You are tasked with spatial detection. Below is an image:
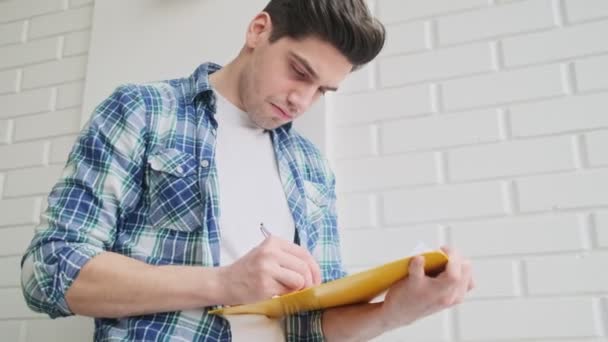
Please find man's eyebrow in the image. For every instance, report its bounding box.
[289,52,339,92]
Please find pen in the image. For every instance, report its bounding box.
[260,222,271,238]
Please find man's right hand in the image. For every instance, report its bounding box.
[219,236,322,305]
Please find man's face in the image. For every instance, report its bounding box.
[239,15,353,130]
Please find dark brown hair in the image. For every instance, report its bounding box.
[263,0,386,70]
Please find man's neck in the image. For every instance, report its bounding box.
[209,60,246,112]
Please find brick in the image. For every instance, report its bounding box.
[0,119,11,144]
[0,321,22,342]
[518,169,608,212]
[503,20,608,67]
[0,69,18,94]
[382,110,500,154]
[69,0,94,7]
[0,21,23,46]
[25,316,94,342]
[337,64,373,95]
[332,85,432,125]
[0,88,53,119]
[379,42,492,87]
[22,55,87,89]
[15,108,81,141]
[459,298,599,340]
[0,0,63,23]
[565,0,608,23]
[0,198,40,227]
[376,312,448,342]
[29,7,93,39]
[0,256,21,287]
[587,130,608,167]
[0,141,45,170]
[333,125,375,159]
[377,0,488,23]
[383,182,505,224]
[438,0,554,45]
[337,194,376,229]
[341,226,442,267]
[0,226,34,256]
[50,135,77,164]
[0,288,44,319]
[526,252,608,295]
[451,215,584,257]
[0,37,58,69]
[449,136,575,181]
[335,152,436,192]
[56,81,85,109]
[511,93,608,137]
[381,21,427,56]
[596,211,608,248]
[576,54,608,92]
[64,30,90,56]
[5,165,63,197]
[467,259,517,299]
[443,64,563,110]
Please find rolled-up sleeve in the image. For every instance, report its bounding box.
[20,85,148,318]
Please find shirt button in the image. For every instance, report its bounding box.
[176,166,184,174]
[200,159,210,168]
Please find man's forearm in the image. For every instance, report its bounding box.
[65,252,227,318]
[322,301,395,342]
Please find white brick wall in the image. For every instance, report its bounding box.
[587,130,608,167]
[459,298,599,340]
[526,251,608,294]
[1,0,607,341]
[437,0,555,46]
[330,0,608,340]
[576,54,608,91]
[597,211,608,247]
[0,0,94,340]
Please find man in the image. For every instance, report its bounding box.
[21,0,474,341]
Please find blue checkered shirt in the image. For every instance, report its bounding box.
[21,63,346,341]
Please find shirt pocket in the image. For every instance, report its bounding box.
[145,148,203,232]
[303,180,330,225]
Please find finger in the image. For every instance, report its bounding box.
[408,256,426,279]
[276,250,313,288]
[454,260,473,304]
[277,239,322,286]
[466,261,475,291]
[439,247,463,285]
[273,266,306,292]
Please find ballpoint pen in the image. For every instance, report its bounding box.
[260,222,271,238]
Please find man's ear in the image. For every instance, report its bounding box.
[245,12,273,49]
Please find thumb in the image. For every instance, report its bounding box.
[408,255,425,279]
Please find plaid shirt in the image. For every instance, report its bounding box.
[21,63,346,341]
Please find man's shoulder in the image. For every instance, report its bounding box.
[285,128,335,184]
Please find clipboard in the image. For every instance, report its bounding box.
[209,250,448,318]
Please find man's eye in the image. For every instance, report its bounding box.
[293,67,306,78]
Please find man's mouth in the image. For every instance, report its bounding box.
[271,103,293,120]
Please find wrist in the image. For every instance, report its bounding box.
[183,265,232,307]
[211,265,233,305]
[378,300,412,331]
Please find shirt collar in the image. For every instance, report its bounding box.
[188,62,293,132]
[188,62,222,104]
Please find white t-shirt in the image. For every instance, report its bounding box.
[214,90,296,341]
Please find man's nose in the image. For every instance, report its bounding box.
[287,85,318,113]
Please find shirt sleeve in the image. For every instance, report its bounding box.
[20,84,148,318]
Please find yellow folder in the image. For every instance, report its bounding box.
[209,250,448,318]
